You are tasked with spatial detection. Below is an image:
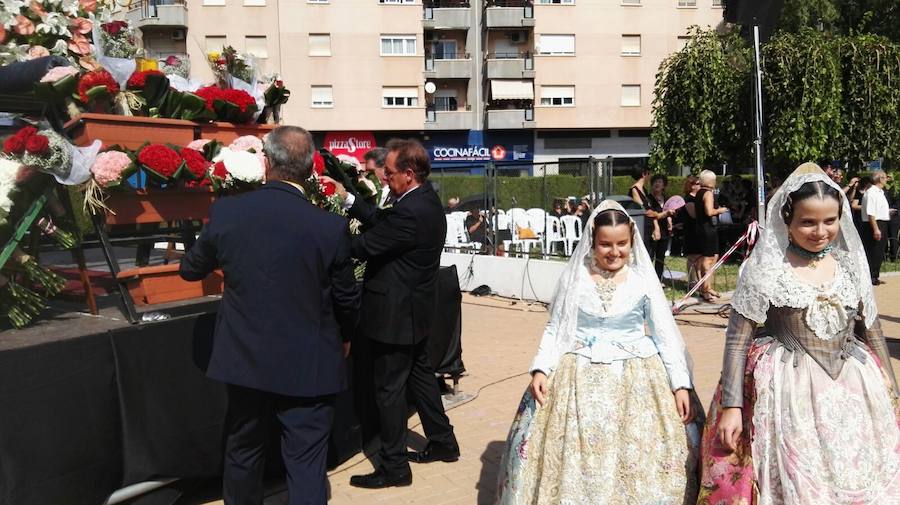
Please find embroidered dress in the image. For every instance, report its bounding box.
[698,165,900,505]
[495,200,703,505]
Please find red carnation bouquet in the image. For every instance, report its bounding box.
[180,148,212,184]
[194,85,258,123]
[77,70,120,112]
[136,144,185,184]
[126,70,165,90]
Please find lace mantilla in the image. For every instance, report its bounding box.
[731,167,877,329]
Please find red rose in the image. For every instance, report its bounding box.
[102,21,128,36]
[137,144,183,178]
[126,69,165,90]
[164,55,181,66]
[322,180,336,196]
[219,88,256,112]
[15,126,37,140]
[3,135,25,155]
[180,148,211,178]
[24,134,49,155]
[312,151,325,176]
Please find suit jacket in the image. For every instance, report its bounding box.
[179,181,360,397]
[349,182,446,346]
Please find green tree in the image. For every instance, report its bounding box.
[650,28,752,172]
[778,0,839,32]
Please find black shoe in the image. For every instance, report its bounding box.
[873,279,885,286]
[407,440,460,464]
[349,468,412,489]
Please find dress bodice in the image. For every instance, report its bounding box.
[573,297,660,363]
[720,254,897,407]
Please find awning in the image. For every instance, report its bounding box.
[490,79,534,100]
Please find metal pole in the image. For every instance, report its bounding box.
[753,25,766,223]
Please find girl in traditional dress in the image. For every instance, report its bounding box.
[495,200,703,505]
[698,163,900,504]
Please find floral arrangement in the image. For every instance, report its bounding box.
[126,69,165,90]
[2,127,74,182]
[258,75,290,124]
[180,147,211,182]
[0,0,98,67]
[195,85,258,123]
[211,147,264,188]
[99,20,138,59]
[90,150,133,188]
[136,144,184,183]
[207,45,254,86]
[159,54,189,78]
[76,69,120,110]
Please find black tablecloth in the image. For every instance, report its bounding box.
[0,267,463,505]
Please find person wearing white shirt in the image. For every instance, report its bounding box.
[861,171,891,285]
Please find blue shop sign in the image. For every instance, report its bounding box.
[427,131,532,165]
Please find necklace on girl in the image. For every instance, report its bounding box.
[590,262,624,312]
[787,242,833,269]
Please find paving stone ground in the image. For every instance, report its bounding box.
[204,274,900,505]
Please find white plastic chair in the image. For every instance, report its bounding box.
[445,215,461,248]
[560,215,583,256]
[526,208,547,235]
[544,215,566,255]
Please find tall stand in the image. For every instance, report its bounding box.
[752,25,767,223]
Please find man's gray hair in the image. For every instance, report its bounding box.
[263,126,315,182]
[363,147,388,168]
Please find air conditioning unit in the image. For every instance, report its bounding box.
[508,31,526,44]
[171,29,185,40]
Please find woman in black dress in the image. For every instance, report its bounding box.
[695,170,729,302]
[677,175,701,285]
[629,167,673,260]
[647,174,672,280]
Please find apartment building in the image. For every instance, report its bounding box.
[125,0,722,173]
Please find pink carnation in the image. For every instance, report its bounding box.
[185,139,212,151]
[91,151,132,187]
[40,66,79,83]
[228,135,263,153]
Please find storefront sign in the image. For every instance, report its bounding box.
[323,131,377,162]
[427,131,532,164]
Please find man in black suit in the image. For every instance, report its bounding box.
[325,139,459,489]
[179,126,359,505]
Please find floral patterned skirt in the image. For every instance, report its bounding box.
[698,340,900,505]
[495,353,703,505]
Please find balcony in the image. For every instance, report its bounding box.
[423,0,472,29]
[485,52,534,79]
[486,107,536,129]
[125,0,187,28]
[425,107,476,130]
[485,0,534,28]
[424,53,473,79]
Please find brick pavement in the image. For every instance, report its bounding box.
[205,276,900,505]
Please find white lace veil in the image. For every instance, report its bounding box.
[542,199,693,374]
[731,163,878,328]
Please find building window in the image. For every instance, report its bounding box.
[307,0,328,3]
[621,35,640,56]
[379,0,415,3]
[243,0,264,5]
[677,35,691,50]
[203,0,225,5]
[537,34,575,56]
[621,0,640,4]
[380,35,417,56]
[621,85,641,107]
[433,92,458,111]
[312,86,333,107]
[539,85,574,106]
[244,36,267,59]
[538,0,574,3]
[677,0,696,6]
[382,87,419,107]
[205,35,226,53]
[309,34,331,56]
[712,0,722,6]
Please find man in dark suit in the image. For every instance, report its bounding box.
[179,126,359,505]
[325,139,459,489]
